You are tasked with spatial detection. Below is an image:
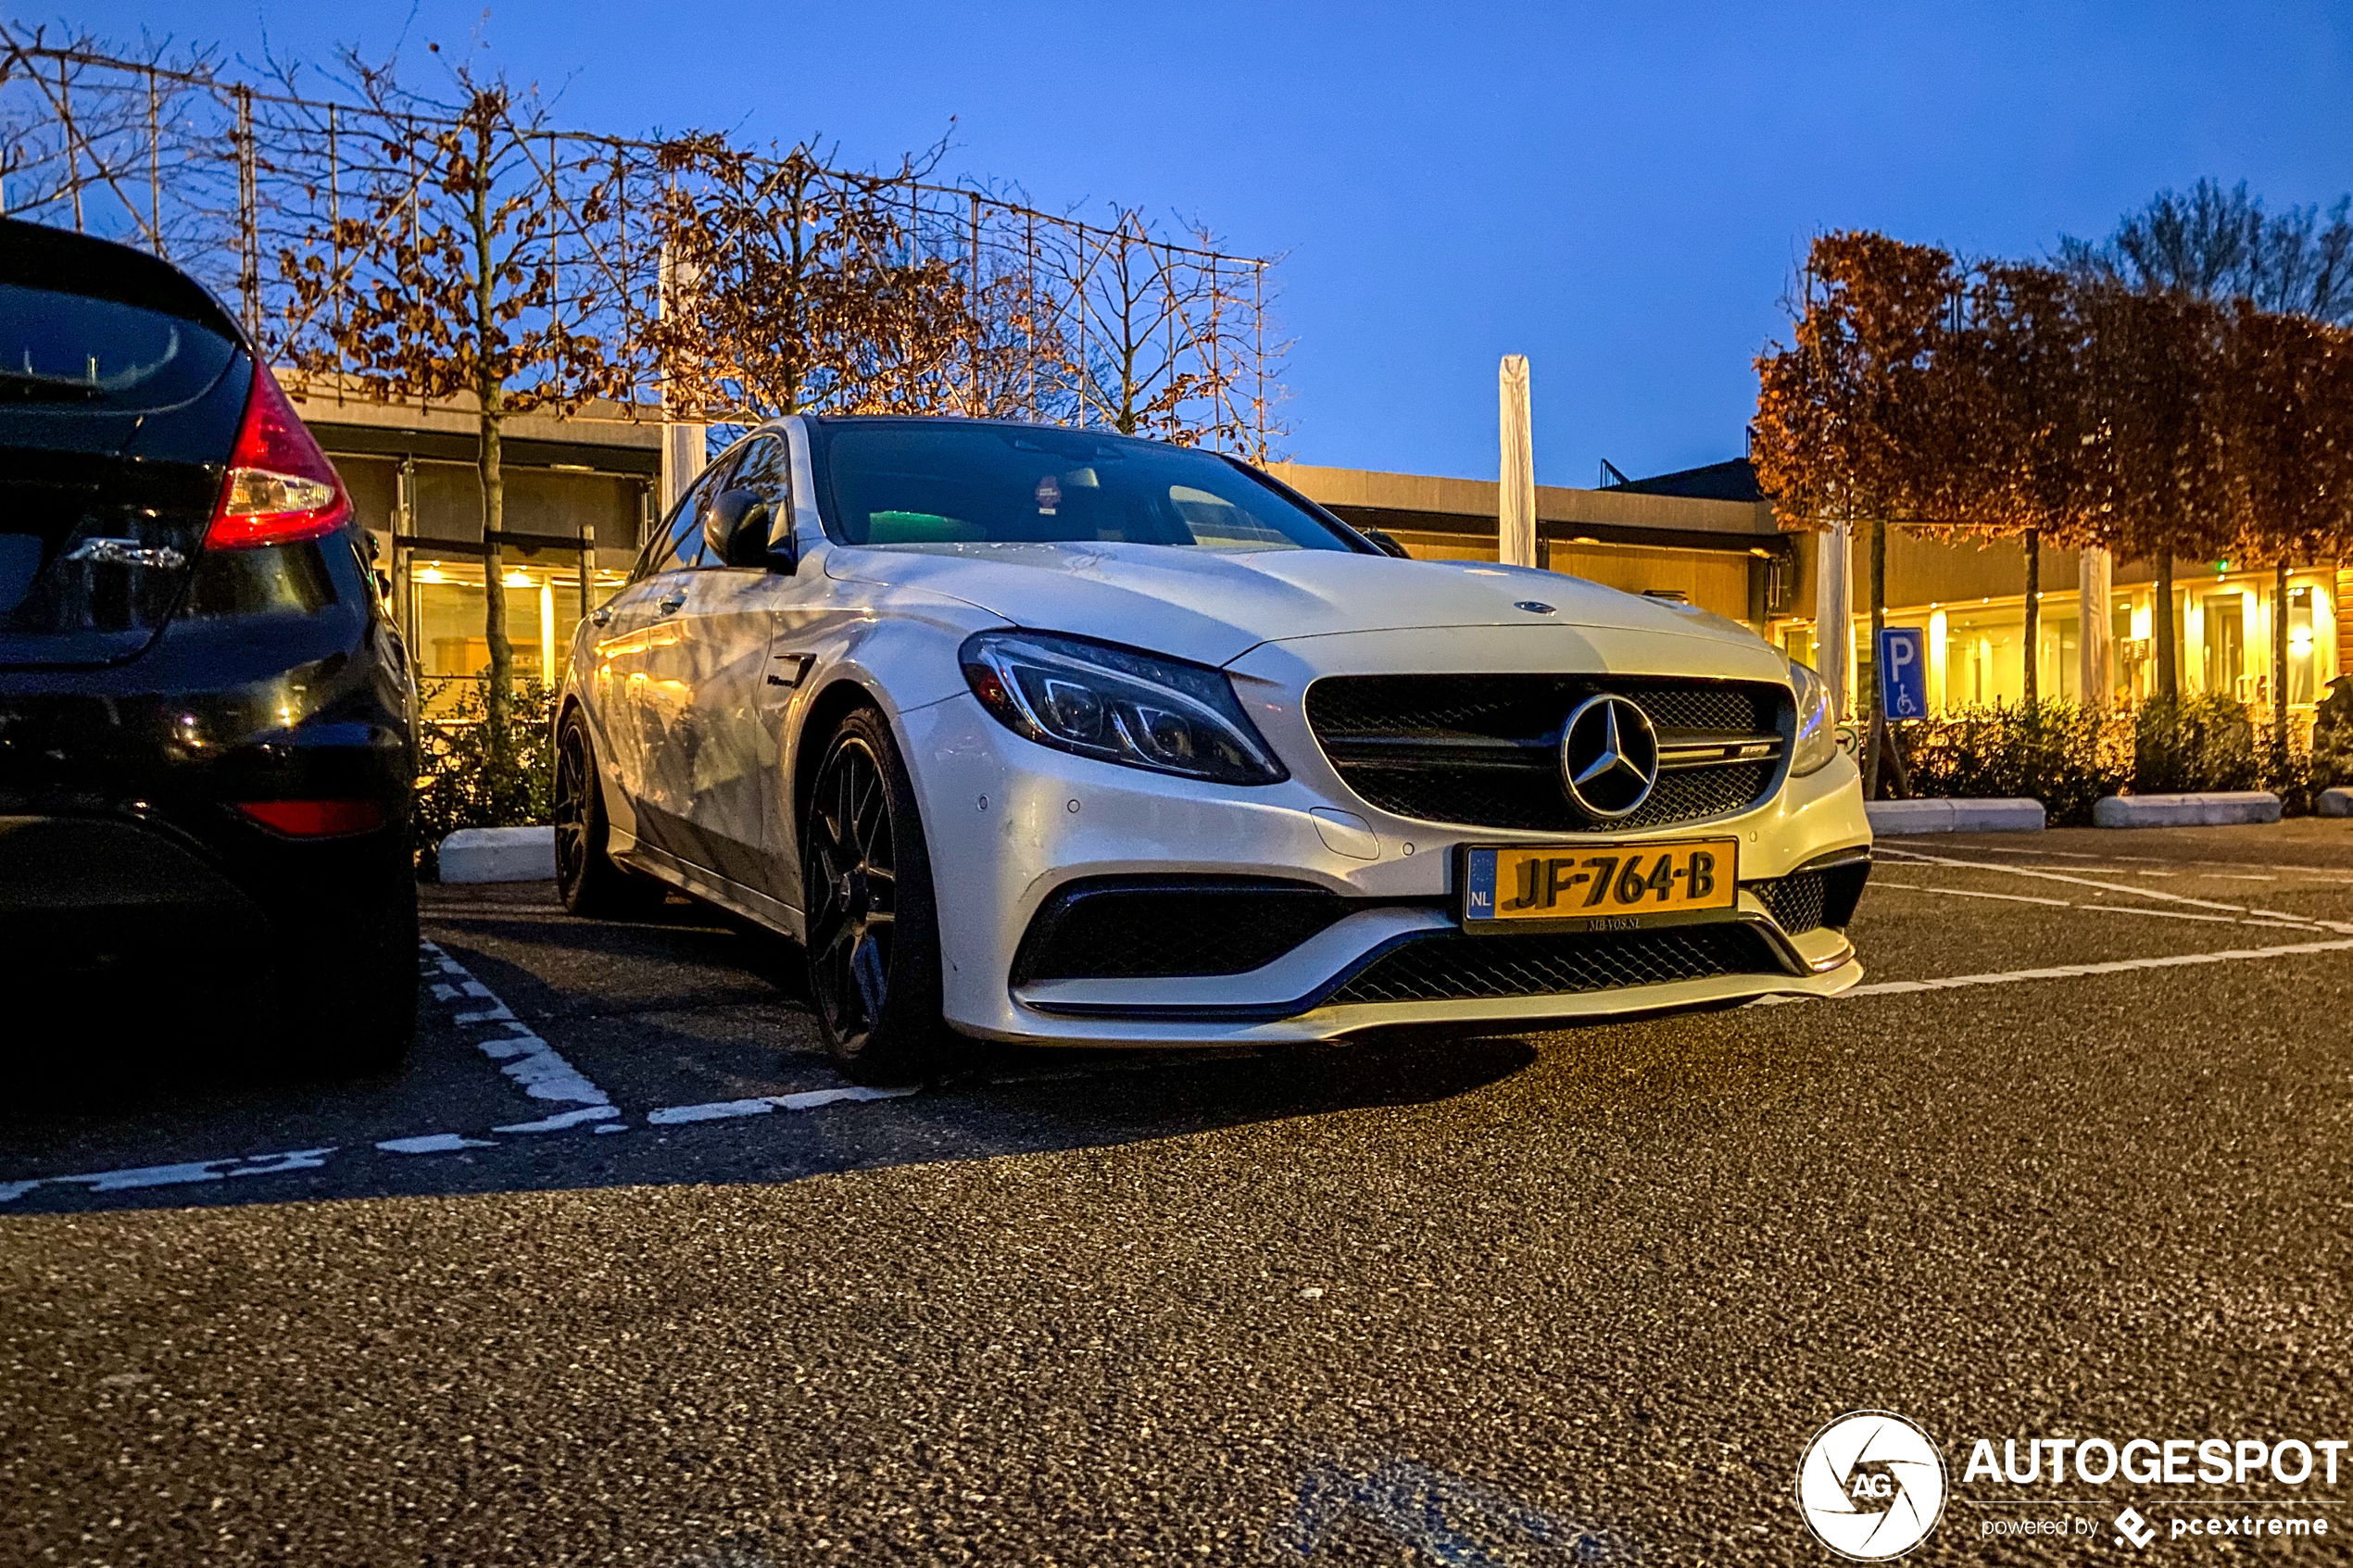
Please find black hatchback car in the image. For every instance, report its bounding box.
[0,219,416,1070]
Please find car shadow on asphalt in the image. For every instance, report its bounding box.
[2,880,1545,1213]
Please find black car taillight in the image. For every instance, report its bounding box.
[235,799,385,837]
[205,362,352,549]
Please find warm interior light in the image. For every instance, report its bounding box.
[416,564,444,583]
[504,571,533,588]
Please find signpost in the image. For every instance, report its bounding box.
[1878,626,1927,720]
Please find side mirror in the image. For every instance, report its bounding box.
[706,488,775,569]
[1362,528,1413,559]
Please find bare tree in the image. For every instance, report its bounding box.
[2062,177,2353,324]
[278,57,634,762]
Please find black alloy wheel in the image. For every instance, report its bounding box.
[803,707,949,1085]
[554,712,666,919]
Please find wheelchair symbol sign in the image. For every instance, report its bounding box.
[1879,627,1927,719]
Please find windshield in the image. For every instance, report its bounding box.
[811,420,1360,553]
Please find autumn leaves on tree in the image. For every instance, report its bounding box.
[1754,226,2353,794]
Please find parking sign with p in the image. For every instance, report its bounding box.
[1878,627,1926,719]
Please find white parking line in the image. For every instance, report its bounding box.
[0,1085,919,1205]
[12,905,2347,1207]
[0,1148,338,1204]
[1870,882,2070,907]
[1875,848,2353,934]
[1869,878,2323,930]
[1837,936,2353,997]
[644,1085,917,1124]
[421,941,620,1124]
[1878,837,2353,883]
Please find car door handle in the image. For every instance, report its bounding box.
[656,593,686,615]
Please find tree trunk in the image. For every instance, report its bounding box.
[2153,550,2178,706]
[2021,527,2041,708]
[1863,514,1888,797]
[471,115,512,763]
[2273,557,2292,771]
[480,393,510,757]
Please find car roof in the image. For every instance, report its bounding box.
[800,412,1188,451]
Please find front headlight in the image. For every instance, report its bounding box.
[960,630,1288,785]
[1788,657,1839,776]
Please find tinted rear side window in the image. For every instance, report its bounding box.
[0,281,239,412]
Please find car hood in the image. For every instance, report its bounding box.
[823,541,1771,668]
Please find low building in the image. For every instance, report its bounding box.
[1276,457,2345,718]
[294,386,2345,722]
[293,386,659,699]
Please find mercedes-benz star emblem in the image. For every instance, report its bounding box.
[1559,693,1660,819]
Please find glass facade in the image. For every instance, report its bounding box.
[399,557,632,715]
[1771,570,2339,715]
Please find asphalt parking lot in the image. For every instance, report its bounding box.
[6,822,2351,1564]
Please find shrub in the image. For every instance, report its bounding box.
[1894,696,2332,822]
[2133,695,2259,795]
[1894,701,2127,826]
[412,676,555,877]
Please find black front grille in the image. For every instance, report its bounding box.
[1327,922,1788,1007]
[1336,760,1777,834]
[1757,872,1827,935]
[1303,674,1790,832]
[1753,859,1870,935]
[1013,877,1358,983]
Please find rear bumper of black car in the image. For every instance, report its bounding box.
[0,550,415,988]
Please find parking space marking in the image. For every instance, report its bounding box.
[2076,904,2315,930]
[14,897,2347,1208]
[1870,882,2070,906]
[1875,848,2353,933]
[0,1148,340,1206]
[1879,837,2353,883]
[1835,935,2353,998]
[1870,879,2324,930]
[644,1085,917,1124]
[421,941,619,1123]
[376,1134,497,1154]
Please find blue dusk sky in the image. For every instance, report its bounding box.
[46,1,2353,484]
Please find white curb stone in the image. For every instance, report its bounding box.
[1865,798,2046,835]
[439,824,558,883]
[2320,787,2353,819]
[2091,792,2282,829]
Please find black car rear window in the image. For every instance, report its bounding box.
[0,281,239,411]
[810,420,1359,553]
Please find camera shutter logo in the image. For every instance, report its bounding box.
[1795,1411,1947,1561]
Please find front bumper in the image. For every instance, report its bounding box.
[898,691,1869,1047]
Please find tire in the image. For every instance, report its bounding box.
[802,706,952,1085]
[555,710,668,920]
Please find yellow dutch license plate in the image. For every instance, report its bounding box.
[1462,838,1739,929]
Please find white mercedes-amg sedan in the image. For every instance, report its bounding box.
[555,416,1870,1083]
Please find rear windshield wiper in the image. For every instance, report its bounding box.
[0,370,109,403]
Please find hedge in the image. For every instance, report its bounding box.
[1894,690,2353,825]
